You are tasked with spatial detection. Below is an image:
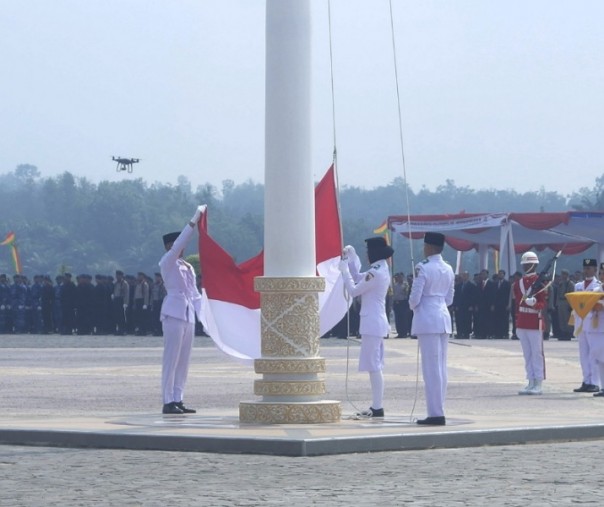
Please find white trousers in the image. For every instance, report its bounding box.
[161,316,194,404]
[517,328,545,381]
[418,333,448,418]
[578,331,600,386]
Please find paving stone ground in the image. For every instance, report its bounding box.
[1,334,603,506]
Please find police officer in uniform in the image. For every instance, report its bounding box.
[514,251,547,395]
[409,232,455,426]
[339,237,393,418]
[0,274,11,333]
[159,205,205,415]
[572,259,601,393]
[392,273,410,338]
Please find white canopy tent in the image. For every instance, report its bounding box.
[387,211,604,275]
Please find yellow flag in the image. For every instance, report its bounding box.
[565,292,604,319]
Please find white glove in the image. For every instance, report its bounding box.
[123,304,128,309]
[0,305,4,310]
[190,204,207,225]
[18,305,24,310]
[338,259,350,274]
[110,294,115,300]
[37,306,42,311]
[142,305,147,310]
[342,245,356,260]
[525,297,536,307]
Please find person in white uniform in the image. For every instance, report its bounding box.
[572,258,601,394]
[586,262,604,397]
[409,232,455,426]
[159,205,205,414]
[339,237,393,418]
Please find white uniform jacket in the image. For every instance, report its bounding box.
[573,278,602,331]
[159,225,202,324]
[409,254,455,335]
[341,258,391,337]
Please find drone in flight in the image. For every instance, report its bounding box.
[112,156,140,173]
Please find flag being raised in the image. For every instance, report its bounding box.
[198,165,348,362]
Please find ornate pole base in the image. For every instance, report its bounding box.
[238,277,341,424]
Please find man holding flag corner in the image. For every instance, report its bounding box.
[159,204,206,415]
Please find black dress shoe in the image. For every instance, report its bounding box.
[586,384,600,393]
[175,401,196,414]
[593,390,604,397]
[162,402,184,414]
[417,416,446,426]
[573,382,590,392]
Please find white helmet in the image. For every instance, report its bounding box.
[520,251,539,265]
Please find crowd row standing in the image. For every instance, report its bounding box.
[384,265,581,341]
[0,271,205,337]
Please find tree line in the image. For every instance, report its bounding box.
[0,164,600,277]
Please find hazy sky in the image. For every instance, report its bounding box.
[2,1,603,196]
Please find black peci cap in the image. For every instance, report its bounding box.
[424,232,445,247]
[365,236,394,263]
[163,232,180,246]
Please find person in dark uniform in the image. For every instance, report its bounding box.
[11,274,27,334]
[392,272,410,338]
[509,271,522,339]
[0,274,12,333]
[151,272,166,336]
[28,275,44,334]
[41,275,54,334]
[75,274,95,335]
[475,269,496,339]
[60,273,77,335]
[133,272,150,336]
[52,275,64,334]
[455,271,477,339]
[493,269,511,339]
[112,270,129,335]
[93,275,107,334]
[555,269,574,340]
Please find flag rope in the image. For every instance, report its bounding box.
[327,0,365,416]
[388,0,422,423]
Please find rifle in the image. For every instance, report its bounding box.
[526,249,563,298]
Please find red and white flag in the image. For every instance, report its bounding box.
[198,165,348,362]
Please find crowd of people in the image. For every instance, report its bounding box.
[0,270,207,337]
[450,266,579,341]
[327,262,579,343]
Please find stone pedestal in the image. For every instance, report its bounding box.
[239,277,341,424]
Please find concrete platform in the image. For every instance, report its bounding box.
[1,334,604,456]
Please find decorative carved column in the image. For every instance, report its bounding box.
[239,278,340,423]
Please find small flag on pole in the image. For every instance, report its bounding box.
[1,232,22,273]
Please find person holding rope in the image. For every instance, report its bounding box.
[339,237,393,418]
[514,251,547,395]
[409,232,455,426]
